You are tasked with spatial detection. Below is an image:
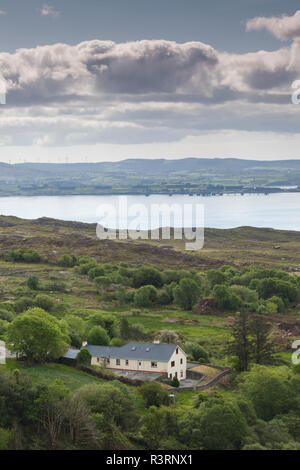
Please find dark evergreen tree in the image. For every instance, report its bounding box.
[228,311,251,372]
[249,314,275,365]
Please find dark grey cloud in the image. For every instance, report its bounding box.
[0,13,299,148]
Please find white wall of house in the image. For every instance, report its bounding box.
[91,356,169,375]
[90,345,187,381]
[167,346,187,380]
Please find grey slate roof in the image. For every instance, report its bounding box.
[83,342,182,362]
[63,348,80,359]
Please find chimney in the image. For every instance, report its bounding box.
[82,341,88,347]
[153,338,160,344]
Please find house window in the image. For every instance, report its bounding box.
[176,348,178,354]
[180,358,183,365]
[151,361,157,368]
[106,358,110,365]
[180,370,183,378]
[125,359,129,366]
[97,357,100,363]
[169,373,172,379]
[171,361,175,367]
[116,358,120,366]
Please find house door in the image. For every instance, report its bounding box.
[138,361,142,370]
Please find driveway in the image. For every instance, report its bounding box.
[112,369,164,381]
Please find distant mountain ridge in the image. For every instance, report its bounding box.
[1,157,300,196]
[1,157,300,177]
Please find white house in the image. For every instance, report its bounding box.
[77,341,187,381]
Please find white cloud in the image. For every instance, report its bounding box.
[0,38,296,106]
[0,10,6,16]
[0,11,299,152]
[40,4,60,18]
[246,10,300,40]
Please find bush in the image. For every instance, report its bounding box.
[27,275,39,290]
[88,265,105,279]
[184,342,209,362]
[0,307,15,322]
[140,382,170,408]
[134,285,158,308]
[207,269,227,288]
[171,376,180,388]
[94,276,112,293]
[257,278,299,303]
[157,288,172,305]
[0,319,9,335]
[132,266,163,288]
[35,294,54,312]
[213,284,242,311]
[76,348,92,365]
[173,278,201,310]
[237,365,296,421]
[58,254,76,267]
[268,295,285,313]
[230,285,258,303]
[87,326,110,346]
[110,337,125,347]
[10,249,41,263]
[14,296,35,313]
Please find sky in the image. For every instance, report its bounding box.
[0,1,300,162]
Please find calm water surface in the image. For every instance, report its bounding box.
[0,193,299,230]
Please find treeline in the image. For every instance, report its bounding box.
[74,257,300,314]
[0,363,299,450]
[8,250,300,315]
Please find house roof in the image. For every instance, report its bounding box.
[63,348,80,359]
[83,342,183,362]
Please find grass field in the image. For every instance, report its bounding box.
[2,359,106,390]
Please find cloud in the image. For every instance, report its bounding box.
[0,11,299,149]
[0,10,6,16]
[0,37,296,108]
[40,4,60,18]
[246,10,300,40]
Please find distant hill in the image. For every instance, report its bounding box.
[1,157,300,196]
[16,157,300,174]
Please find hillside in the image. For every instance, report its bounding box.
[1,216,300,270]
[1,158,300,196]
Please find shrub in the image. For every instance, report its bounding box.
[0,308,15,322]
[110,337,125,347]
[184,342,209,362]
[140,382,170,408]
[134,285,158,308]
[10,249,41,263]
[27,275,39,290]
[87,326,110,346]
[173,278,201,310]
[213,284,242,311]
[14,296,35,314]
[88,265,105,279]
[58,254,76,267]
[171,376,180,388]
[207,269,227,288]
[132,266,163,288]
[76,348,92,366]
[35,294,54,312]
[157,288,172,305]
